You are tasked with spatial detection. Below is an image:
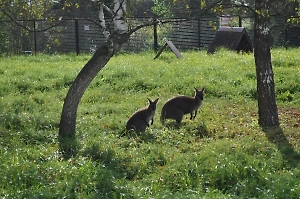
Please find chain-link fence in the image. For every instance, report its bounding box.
[0,16,299,55]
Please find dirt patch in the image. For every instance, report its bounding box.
[278,107,300,128]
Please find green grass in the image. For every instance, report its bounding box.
[0,48,299,198]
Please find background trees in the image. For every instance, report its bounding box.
[0,0,55,53]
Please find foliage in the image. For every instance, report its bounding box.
[287,0,300,24]
[152,0,300,26]
[0,0,54,20]
[0,1,57,54]
[127,0,156,17]
[0,49,299,198]
[152,0,204,18]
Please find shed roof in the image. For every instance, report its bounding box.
[207,27,253,53]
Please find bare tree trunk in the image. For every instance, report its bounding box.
[254,0,279,127]
[58,31,130,139]
[59,42,114,138]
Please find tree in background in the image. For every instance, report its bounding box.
[0,0,101,53]
[152,0,204,18]
[50,0,98,18]
[0,0,55,53]
[127,0,156,17]
[0,0,53,20]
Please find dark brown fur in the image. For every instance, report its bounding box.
[161,88,204,125]
[126,98,159,132]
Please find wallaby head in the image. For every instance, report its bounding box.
[161,87,204,126]
[148,98,159,111]
[126,98,159,132]
[194,87,205,100]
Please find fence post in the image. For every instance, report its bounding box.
[33,20,37,55]
[285,24,288,49]
[153,18,158,52]
[75,19,80,55]
[198,17,201,49]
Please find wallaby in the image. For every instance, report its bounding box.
[161,87,205,125]
[126,98,159,132]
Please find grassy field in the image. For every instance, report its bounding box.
[0,48,299,198]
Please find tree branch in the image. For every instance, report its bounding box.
[126,1,222,37]
[98,1,110,39]
[1,7,104,32]
[1,9,66,32]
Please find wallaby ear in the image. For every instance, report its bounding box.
[194,87,198,92]
[148,98,159,104]
[201,88,205,92]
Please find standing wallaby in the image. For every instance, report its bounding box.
[161,87,205,125]
[126,98,159,132]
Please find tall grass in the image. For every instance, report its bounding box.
[0,48,299,198]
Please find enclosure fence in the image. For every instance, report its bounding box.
[0,16,299,55]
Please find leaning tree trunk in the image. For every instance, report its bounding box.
[59,0,129,139]
[59,32,130,139]
[59,42,114,138]
[254,0,279,127]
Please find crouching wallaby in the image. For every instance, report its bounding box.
[126,98,159,132]
[161,87,205,125]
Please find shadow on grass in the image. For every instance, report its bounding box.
[57,134,136,197]
[93,166,134,198]
[263,126,300,168]
[192,123,211,139]
[58,135,80,160]
[81,142,142,180]
[120,129,156,143]
[81,143,136,198]
[164,121,181,129]
[163,121,211,139]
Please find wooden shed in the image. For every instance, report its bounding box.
[207,27,253,53]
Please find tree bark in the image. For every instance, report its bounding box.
[59,42,114,138]
[254,0,279,127]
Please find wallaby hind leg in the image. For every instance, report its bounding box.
[176,119,182,125]
[160,109,167,124]
[174,111,184,125]
[127,121,147,133]
[190,109,198,120]
[135,122,147,132]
